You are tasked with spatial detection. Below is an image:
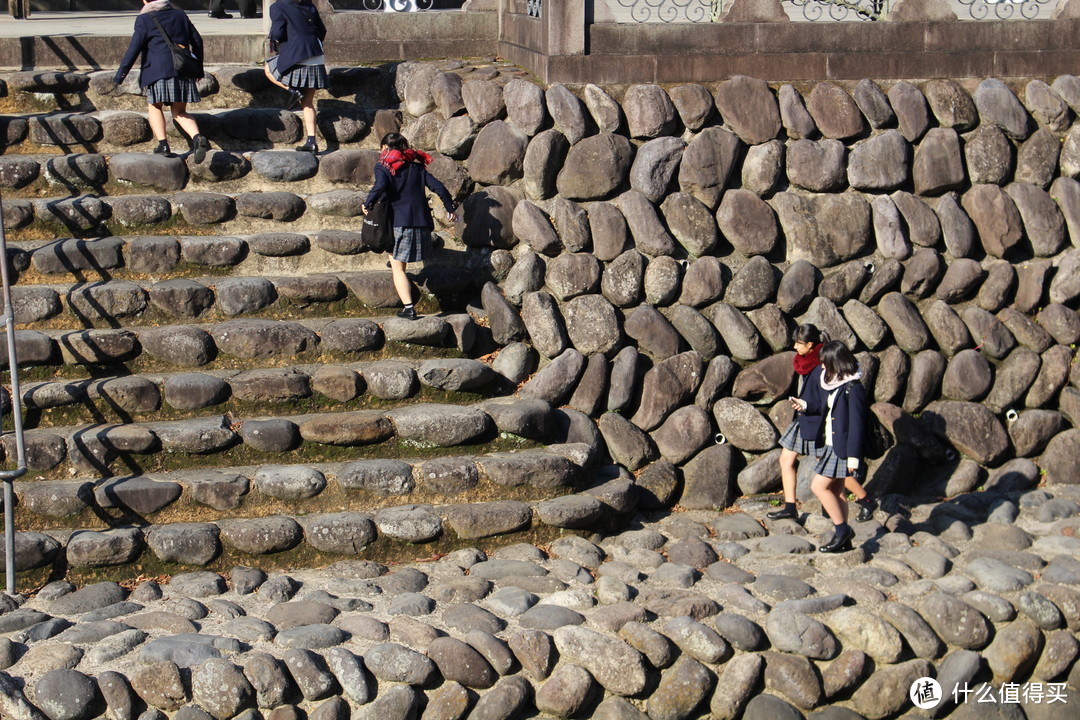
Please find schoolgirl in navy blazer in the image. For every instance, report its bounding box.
[114,3,203,88]
[269,0,327,76]
[366,161,455,229]
[802,358,868,469]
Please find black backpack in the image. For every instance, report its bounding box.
[844,383,894,460]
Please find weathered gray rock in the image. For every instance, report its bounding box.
[66,529,143,568]
[519,348,585,405]
[679,127,741,210]
[787,138,846,192]
[546,84,589,145]
[146,524,220,566]
[631,136,686,203]
[557,133,634,201]
[849,129,909,191]
[462,78,505,124]
[219,516,302,555]
[807,81,865,140]
[851,659,933,720]
[680,444,737,510]
[522,129,570,200]
[467,120,528,186]
[765,610,838,660]
[714,76,781,145]
[598,412,657,471]
[974,78,1032,139]
[773,191,870,268]
[553,626,647,697]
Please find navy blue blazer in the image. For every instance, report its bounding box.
[365,162,455,229]
[114,8,203,88]
[793,365,827,443]
[269,0,327,76]
[806,379,867,462]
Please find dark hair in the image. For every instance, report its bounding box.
[792,323,827,345]
[819,341,859,383]
[381,132,409,151]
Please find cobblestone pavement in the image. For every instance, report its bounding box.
[1,485,1078,720]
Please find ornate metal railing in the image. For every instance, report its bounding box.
[611,0,1053,22]
[359,0,436,10]
[957,0,1053,20]
[784,0,889,21]
[528,0,543,18]
[614,0,724,23]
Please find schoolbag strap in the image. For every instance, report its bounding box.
[149,14,176,47]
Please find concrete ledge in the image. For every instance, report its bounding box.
[499,18,1080,83]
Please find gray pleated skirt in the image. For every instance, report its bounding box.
[146,77,200,104]
[814,446,852,479]
[392,227,431,263]
[279,63,328,90]
[779,421,821,457]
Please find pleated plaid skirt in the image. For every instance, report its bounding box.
[814,446,852,479]
[279,63,328,90]
[779,421,821,457]
[392,227,431,263]
[146,77,201,105]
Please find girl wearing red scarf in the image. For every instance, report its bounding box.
[768,325,876,524]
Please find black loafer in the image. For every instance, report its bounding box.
[192,135,210,164]
[819,527,854,554]
[396,307,418,320]
[855,498,878,523]
[767,506,798,521]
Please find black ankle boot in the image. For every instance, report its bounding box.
[295,137,317,153]
[153,140,172,156]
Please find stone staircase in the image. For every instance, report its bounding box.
[0,55,1079,720]
[0,58,632,589]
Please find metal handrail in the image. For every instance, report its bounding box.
[0,193,29,597]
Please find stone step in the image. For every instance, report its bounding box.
[7,234,473,293]
[18,356,508,427]
[9,455,622,571]
[8,392,581,480]
[0,65,397,115]
[5,309,483,375]
[1,158,470,232]
[6,270,473,329]
[10,433,609,535]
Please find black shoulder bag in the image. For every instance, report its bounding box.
[361,197,393,252]
[149,14,203,79]
[844,382,893,460]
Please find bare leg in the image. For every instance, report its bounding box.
[778,448,799,504]
[390,258,413,307]
[812,474,848,525]
[300,88,317,138]
[265,65,289,90]
[170,102,200,141]
[845,475,868,501]
[147,102,168,141]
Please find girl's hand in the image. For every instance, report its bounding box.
[789,397,806,411]
[847,458,860,473]
[447,212,458,222]
[361,205,369,216]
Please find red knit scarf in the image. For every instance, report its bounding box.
[379,148,432,175]
[793,343,822,376]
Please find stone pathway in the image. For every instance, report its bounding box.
[2,482,1079,720]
